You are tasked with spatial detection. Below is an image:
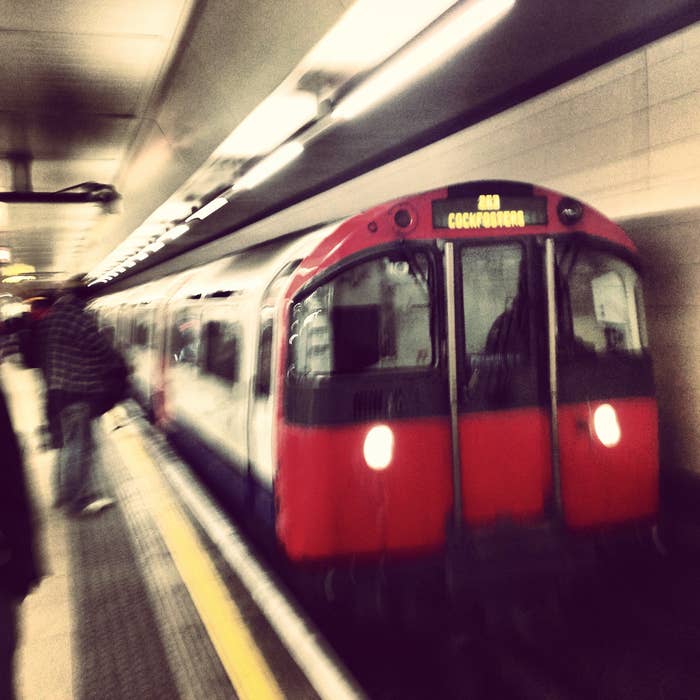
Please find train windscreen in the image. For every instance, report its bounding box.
[556,245,648,356]
[290,250,432,375]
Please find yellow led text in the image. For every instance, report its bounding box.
[447,209,526,229]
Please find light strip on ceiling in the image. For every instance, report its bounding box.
[333,0,516,121]
[162,223,190,241]
[306,0,458,72]
[186,196,228,222]
[231,141,304,192]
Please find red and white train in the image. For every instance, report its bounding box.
[92,180,658,595]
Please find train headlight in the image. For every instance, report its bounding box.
[557,197,584,225]
[363,425,394,470]
[593,404,621,447]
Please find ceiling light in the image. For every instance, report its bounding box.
[306,0,457,72]
[232,141,304,192]
[333,0,515,121]
[163,223,190,241]
[3,275,36,283]
[186,196,228,222]
[216,93,318,158]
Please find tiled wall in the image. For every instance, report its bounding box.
[625,208,700,475]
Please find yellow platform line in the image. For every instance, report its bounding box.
[105,411,283,700]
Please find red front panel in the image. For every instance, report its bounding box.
[459,408,552,524]
[559,398,659,528]
[277,418,452,561]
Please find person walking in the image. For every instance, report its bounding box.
[42,276,127,516]
[0,384,41,700]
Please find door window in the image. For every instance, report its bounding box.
[202,320,240,383]
[170,308,200,365]
[461,244,527,359]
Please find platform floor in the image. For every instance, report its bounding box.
[1,358,362,700]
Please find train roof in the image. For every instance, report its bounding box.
[283,180,638,298]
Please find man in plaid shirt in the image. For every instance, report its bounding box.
[43,277,122,516]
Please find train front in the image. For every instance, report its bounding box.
[275,180,659,595]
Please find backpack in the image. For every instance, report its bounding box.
[93,350,131,417]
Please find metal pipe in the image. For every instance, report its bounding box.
[0,190,118,204]
[545,238,562,517]
[444,241,463,529]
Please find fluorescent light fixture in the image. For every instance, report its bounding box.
[232,141,304,192]
[3,275,36,283]
[163,223,189,241]
[151,200,195,224]
[186,196,228,222]
[306,0,457,73]
[216,93,318,158]
[333,0,515,121]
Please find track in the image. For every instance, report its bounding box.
[305,550,700,699]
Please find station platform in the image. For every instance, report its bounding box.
[0,358,363,700]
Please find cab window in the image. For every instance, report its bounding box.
[290,249,432,376]
[557,245,646,355]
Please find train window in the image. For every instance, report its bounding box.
[102,325,116,346]
[202,320,240,383]
[169,309,201,365]
[558,247,647,355]
[255,320,273,396]
[290,250,432,375]
[133,319,148,347]
[461,244,527,357]
[116,313,132,351]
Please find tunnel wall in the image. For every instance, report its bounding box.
[625,208,700,477]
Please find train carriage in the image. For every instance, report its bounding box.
[97,180,659,594]
[276,181,657,565]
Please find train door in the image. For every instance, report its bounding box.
[549,238,658,528]
[198,304,246,463]
[166,300,203,429]
[446,240,552,528]
[248,307,274,487]
[248,260,301,491]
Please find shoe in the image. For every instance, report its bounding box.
[78,497,115,517]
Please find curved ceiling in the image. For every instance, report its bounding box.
[0,0,698,295]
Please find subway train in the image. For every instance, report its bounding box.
[91,180,658,602]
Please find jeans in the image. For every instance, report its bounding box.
[54,401,100,512]
[0,593,17,700]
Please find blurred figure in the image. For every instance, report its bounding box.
[42,276,127,517]
[16,296,53,370]
[0,384,41,700]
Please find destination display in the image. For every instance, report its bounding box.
[432,193,548,230]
